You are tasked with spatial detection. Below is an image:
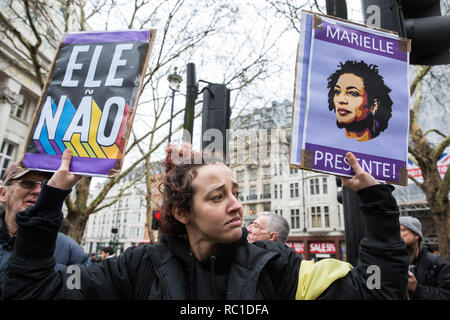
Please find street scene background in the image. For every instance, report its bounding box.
[0,0,448,262]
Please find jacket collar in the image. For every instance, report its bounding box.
[161,227,248,271]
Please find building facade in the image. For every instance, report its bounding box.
[0,0,80,180]
[81,163,164,255]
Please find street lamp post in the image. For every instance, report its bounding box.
[167,67,183,143]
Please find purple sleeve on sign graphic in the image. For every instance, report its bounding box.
[64,30,150,44]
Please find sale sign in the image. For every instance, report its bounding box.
[20,30,156,177]
[309,241,336,254]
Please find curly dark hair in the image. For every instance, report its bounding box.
[159,144,225,235]
[327,60,393,138]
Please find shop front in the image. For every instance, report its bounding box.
[309,241,336,261]
[286,241,305,260]
[287,235,346,261]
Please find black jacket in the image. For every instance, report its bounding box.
[2,182,408,300]
[409,246,450,300]
[0,210,90,299]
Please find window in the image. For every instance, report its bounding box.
[248,185,257,200]
[237,169,245,182]
[324,206,330,227]
[249,204,257,215]
[290,183,299,198]
[250,168,257,181]
[279,184,283,199]
[290,209,300,229]
[262,166,271,177]
[263,184,270,198]
[0,141,16,180]
[322,178,328,194]
[237,148,245,164]
[279,163,282,175]
[311,206,322,228]
[310,178,320,195]
[10,99,28,121]
[263,203,271,212]
[274,184,278,199]
[290,167,298,175]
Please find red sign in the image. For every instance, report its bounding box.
[286,241,305,254]
[309,241,336,254]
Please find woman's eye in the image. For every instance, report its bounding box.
[233,191,240,198]
[334,89,341,95]
[348,91,360,97]
[212,194,224,201]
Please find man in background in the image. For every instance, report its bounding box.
[399,216,450,299]
[0,161,90,298]
[99,246,116,260]
[247,211,290,244]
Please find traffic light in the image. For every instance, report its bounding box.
[361,0,450,65]
[151,210,161,230]
[201,83,231,156]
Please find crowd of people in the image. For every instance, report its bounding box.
[0,145,448,300]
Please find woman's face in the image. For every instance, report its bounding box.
[333,73,370,125]
[186,163,243,246]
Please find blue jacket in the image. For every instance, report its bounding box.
[0,209,91,298]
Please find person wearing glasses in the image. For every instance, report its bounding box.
[0,161,90,298]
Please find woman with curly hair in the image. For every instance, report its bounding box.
[327,60,393,141]
[3,147,408,300]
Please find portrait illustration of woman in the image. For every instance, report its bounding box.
[327,60,393,142]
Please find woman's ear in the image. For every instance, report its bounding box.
[0,186,7,203]
[172,206,190,225]
[370,99,379,115]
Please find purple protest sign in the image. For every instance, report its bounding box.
[20,29,156,177]
[290,11,410,185]
[305,143,406,184]
[314,19,408,62]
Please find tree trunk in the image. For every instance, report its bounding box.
[64,212,89,245]
[62,176,92,243]
[431,210,450,260]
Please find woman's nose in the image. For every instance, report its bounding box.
[228,194,242,213]
[336,93,347,104]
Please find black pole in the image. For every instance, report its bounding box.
[326,0,347,20]
[168,89,175,143]
[201,83,231,156]
[183,63,198,143]
[326,0,365,266]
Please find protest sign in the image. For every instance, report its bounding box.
[407,152,449,184]
[290,11,410,185]
[20,30,156,177]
